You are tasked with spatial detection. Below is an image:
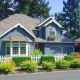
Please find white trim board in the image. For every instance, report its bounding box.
[38,17,63,28]
[0,23,36,38]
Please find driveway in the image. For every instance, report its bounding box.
[0,70,80,80]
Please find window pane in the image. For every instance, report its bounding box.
[20,47,26,54]
[13,47,18,54]
[6,47,10,55]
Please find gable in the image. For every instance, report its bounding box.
[38,17,63,29]
[0,23,35,39]
[0,24,35,42]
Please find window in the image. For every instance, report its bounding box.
[49,28,55,35]
[12,42,19,55]
[20,43,26,54]
[63,47,74,54]
[50,47,61,54]
[13,47,18,54]
[6,42,10,55]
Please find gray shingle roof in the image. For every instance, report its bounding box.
[0,14,41,38]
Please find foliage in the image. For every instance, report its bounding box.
[12,57,31,66]
[0,60,16,74]
[70,58,80,68]
[70,52,80,58]
[47,35,56,41]
[0,0,51,20]
[40,56,55,64]
[20,60,37,73]
[75,42,80,52]
[55,0,80,39]
[30,49,42,56]
[64,55,74,61]
[42,61,55,72]
[56,60,70,69]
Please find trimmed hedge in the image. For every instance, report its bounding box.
[42,61,55,72]
[56,60,70,69]
[40,56,55,64]
[12,57,31,66]
[20,60,37,73]
[64,55,74,61]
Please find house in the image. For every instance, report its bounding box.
[0,14,75,57]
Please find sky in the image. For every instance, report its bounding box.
[46,0,67,17]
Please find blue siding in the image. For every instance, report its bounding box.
[38,23,62,40]
[0,26,35,55]
[44,43,75,54]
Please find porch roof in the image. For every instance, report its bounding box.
[2,35,29,41]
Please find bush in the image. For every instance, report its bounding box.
[56,60,70,69]
[47,35,56,41]
[42,61,55,72]
[30,49,42,56]
[70,58,80,68]
[20,60,37,73]
[0,60,16,74]
[64,55,74,61]
[70,52,80,58]
[12,57,31,66]
[40,56,55,64]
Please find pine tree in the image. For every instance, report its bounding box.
[0,0,51,20]
[55,0,80,39]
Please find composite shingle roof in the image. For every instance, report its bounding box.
[0,14,41,38]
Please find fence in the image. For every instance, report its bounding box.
[31,54,67,63]
[0,54,67,62]
[0,56,12,62]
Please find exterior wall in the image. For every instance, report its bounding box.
[45,23,62,40]
[0,26,34,55]
[38,23,62,40]
[44,43,75,55]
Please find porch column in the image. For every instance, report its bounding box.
[10,41,12,56]
[26,43,28,56]
[19,41,20,56]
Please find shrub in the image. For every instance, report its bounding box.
[12,57,31,66]
[70,52,80,58]
[30,49,42,56]
[47,35,56,41]
[20,60,37,73]
[64,55,74,61]
[56,60,70,69]
[70,58,80,68]
[42,61,55,72]
[0,60,16,74]
[40,56,55,64]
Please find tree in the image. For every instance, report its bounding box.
[55,0,80,39]
[0,0,51,20]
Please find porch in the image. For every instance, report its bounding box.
[4,41,31,57]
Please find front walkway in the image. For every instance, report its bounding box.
[0,70,80,80]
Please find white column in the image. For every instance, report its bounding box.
[10,41,12,57]
[19,41,20,56]
[26,43,28,56]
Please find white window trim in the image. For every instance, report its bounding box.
[50,46,62,54]
[6,42,30,57]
